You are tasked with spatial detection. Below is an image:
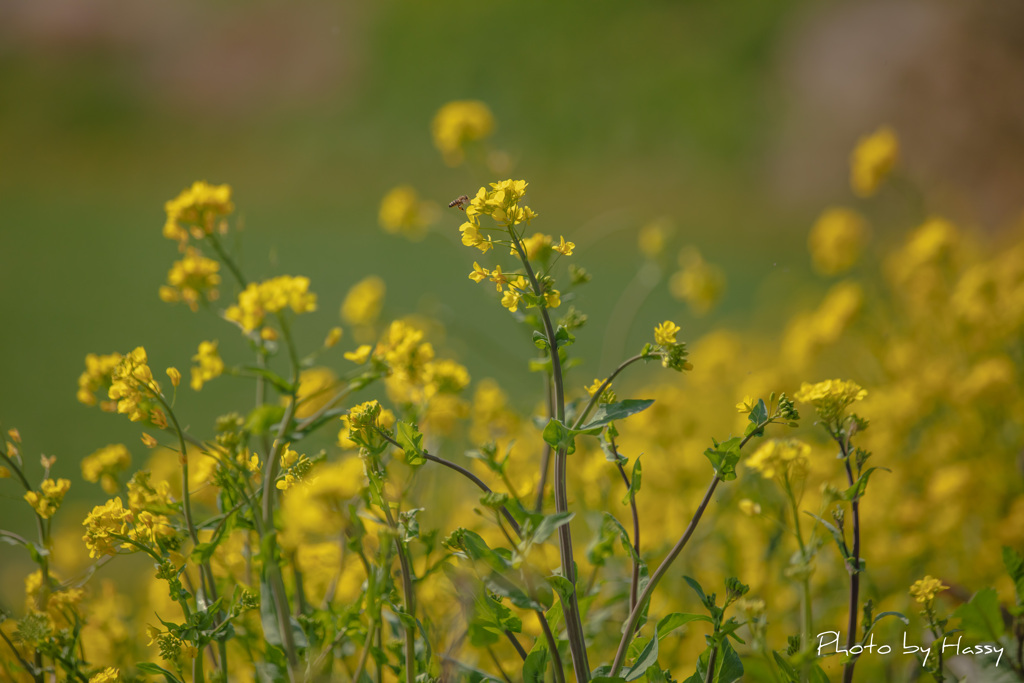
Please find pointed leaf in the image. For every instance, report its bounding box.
[579,400,655,431]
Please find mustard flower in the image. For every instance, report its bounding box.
[76,352,123,411]
[520,233,552,260]
[553,236,575,256]
[292,367,337,419]
[88,667,120,683]
[107,347,160,422]
[909,575,948,605]
[654,320,681,346]
[24,478,71,519]
[379,185,433,240]
[158,247,221,311]
[341,275,385,326]
[344,344,372,364]
[82,497,131,558]
[190,340,224,391]
[432,100,495,166]
[324,326,343,348]
[808,207,868,275]
[163,181,234,245]
[166,367,181,387]
[746,438,811,481]
[126,471,173,514]
[468,262,490,284]
[850,126,898,197]
[81,444,132,494]
[426,359,471,395]
[224,275,317,333]
[795,379,867,425]
[543,290,561,308]
[638,218,672,259]
[459,221,494,253]
[669,248,725,316]
[25,569,85,627]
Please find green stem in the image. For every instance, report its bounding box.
[785,477,813,655]
[205,231,247,288]
[381,501,416,683]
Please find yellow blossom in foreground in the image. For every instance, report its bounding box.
[746,438,810,481]
[77,352,123,410]
[82,444,132,494]
[432,100,495,166]
[191,340,224,391]
[795,379,867,425]
[82,497,131,558]
[225,275,317,333]
[88,667,120,683]
[736,396,757,413]
[158,247,221,311]
[586,378,609,397]
[341,276,386,326]
[166,367,181,387]
[654,320,681,346]
[468,261,490,284]
[850,125,898,197]
[809,207,868,275]
[379,185,433,240]
[909,575,948,604]
[24,478,71,519]
[459,221,494,253]
[163,181,234,244]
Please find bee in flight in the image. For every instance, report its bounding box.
[448,194,469,211]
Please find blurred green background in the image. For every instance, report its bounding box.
[2,0,1023,538]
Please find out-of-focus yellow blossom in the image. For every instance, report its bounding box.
[108,347,159,423]
[77,352,123,411]
[738,499,761,516]
[324,326,343,348]
[141,433,158,448]
[543,290,561,308]
[809,207,868,275]
[379,185,435,240]
[782,280,863,368]
[165,367,181,387]
[344,344,373,364]
[0,466,9,478]
[669,248,725,316]
[280,457,367,545]
[190,340,224,391]
[795,379,867,425]
[25,569,85,627]
[225,275,317,333]
[426,359,471,395]
[736,396,757,413]
[7,427,20,443]
[957,355,1016,404]
[654,320,681,346]
[88,667,120,683]
[850,126,898,197]
[25,478,71,519]
[638,218,672,259]
[158,247,221,311]
[519,233,552,260]
[126,470,173,514]
[82,497,131,558]
[291,367,337,419]
[470,379,519,445]
[586,378,610,397]
[432,100,495,166]
[130,510,177,547]
[746,438,810,481]
[341,275,386,327]
[376,320,436,403]
[82,444,132,494]
[163,181,234,245]
[888,217,960,293]
[909,575,948,604]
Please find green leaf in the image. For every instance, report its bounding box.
[805,512,851,563]
[622,457,642,506]
[579,399,655,431]
[871,611,909,628]
[656,612,713,639]
[749,399,768,425]
[191,514,235,565]
[137,662,185,683]
[484,572,544,611]
[395,421,426,466]
[808,663,830,683]
[621,625,659,681]
[951,588,1005,642]
[242,367,295,394]
[704,437,742,481]
[841,467,889,501]
[523,648,549,683]
[245,404,287,436]
[547,574,576,610]
[683,576,708,606]
[771,651,799,682]
[601,512,640,563]
[542,418,577,455]
[555,325,575,347]
[526,511,575,546]
[258,575,308,650]
[533,331,550,350]
[1003,546,1024,603]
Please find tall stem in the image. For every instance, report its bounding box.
[842,439,861,683]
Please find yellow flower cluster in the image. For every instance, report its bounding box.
[795,378,867,425]
[126,470,173,513]
[82,497,131,558]
[25,569,85,628]
[850,125,898,197]
[190,340,224,391]
[87,667,120,683]
[431,100,495,166]
[24,478,71,519]
[276,445,312,491]
[341,275,385,327]
[379,185,433,240]
[158,247,221,311]
[163,181,234,245]
[108,347,160,423]
[225,275,317,334]
[808,207,868,276]
[782,281,863,368]
[81,444,132,494]
[654,320,681,346]
[745,438,811,481]
[467,262,560,313]
[669,247,725,316]
[909,575,949,604]
[76,352,123,410]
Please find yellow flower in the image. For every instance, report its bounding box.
[341,276,386,326]
[165,367,181,387]
[158,247,221,311]
[809,207,868,275]
[795,379,867,425]
[459,221,494,253]
[88,666,120,683]
[501,288,522,313]
[544,290,561,308]
[738,499,761,516]
[746,439,810,480]
[850,126,898,197]
[225,275,317,333]
[76,352,123,411]
[468,262,490,284]
[379,185,433,240]
[141,433,158,448]
[0,467,9,479]
[432,100,495,166]
[344,344,373,364]
[324,326,343,348]
[291,367,337,419]
[553,236,575,256]
[520,233,552,260]
[654,320,681,346]
[82,497,131,558]
[190,340,224,391]
[24,478,71,519]
[909,575,948,604]
[488,265,508,291]
[106,347,160,423]
[82,444,132,494]
[669,248,725,316]
[585,378,609,397]
[7,428,21,443]
[163,181,233,245]
[736,396,757,413]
